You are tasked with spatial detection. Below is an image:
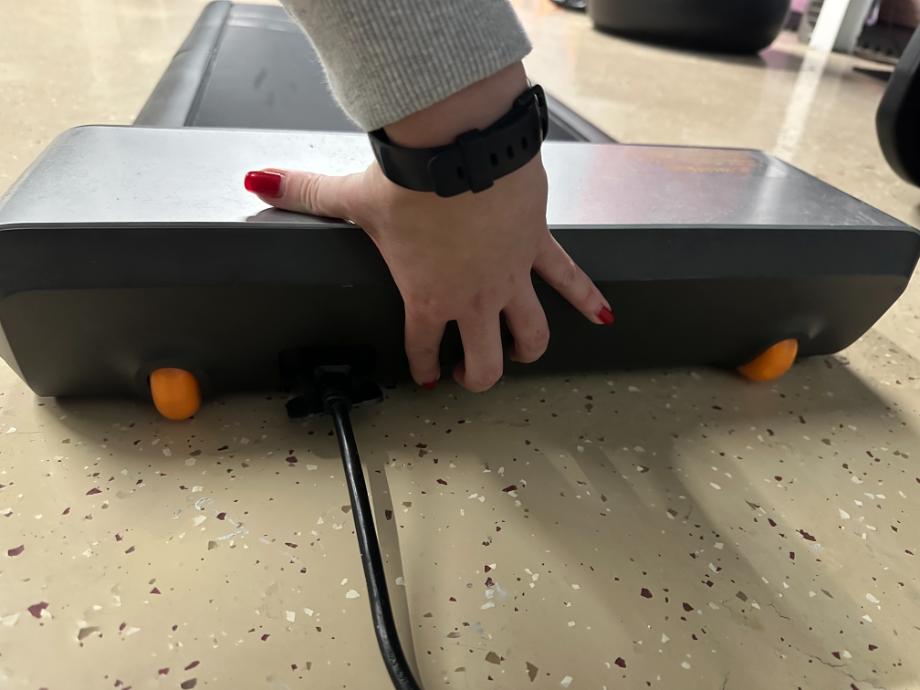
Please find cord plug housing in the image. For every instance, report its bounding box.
[280,346,383,418]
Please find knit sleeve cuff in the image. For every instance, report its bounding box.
[282,0,532,131]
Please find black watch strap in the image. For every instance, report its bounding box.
[368,85,549,198]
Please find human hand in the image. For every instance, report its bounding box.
[244,64,612,392]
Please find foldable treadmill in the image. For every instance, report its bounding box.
[2,6,919,688]
[1,1,918,421]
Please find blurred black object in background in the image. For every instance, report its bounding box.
[877,25,920,185]
[587,0,792,53]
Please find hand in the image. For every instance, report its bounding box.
[244,64,613,392]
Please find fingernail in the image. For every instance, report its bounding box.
[244,170,283,198]
[597,306,614,325]
[422,381,438,391]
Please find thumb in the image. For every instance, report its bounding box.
[243,168,364,221]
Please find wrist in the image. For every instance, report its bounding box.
[383,62,528,148]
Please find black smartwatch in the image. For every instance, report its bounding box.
[368,84,549,198]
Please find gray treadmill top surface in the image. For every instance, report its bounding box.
[0,126,907,231]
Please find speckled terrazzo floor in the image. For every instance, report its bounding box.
[2,2,920,689]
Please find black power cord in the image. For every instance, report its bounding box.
[281,350,422,690]
[326,393,422,690]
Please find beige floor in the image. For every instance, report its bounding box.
[2,1,920,689]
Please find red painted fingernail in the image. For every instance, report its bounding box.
[597,306,614,325]
[422,381,438,390]
[244,170,283,198]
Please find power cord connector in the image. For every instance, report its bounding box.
[281,347,421,690]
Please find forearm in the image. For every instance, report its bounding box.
[279,0,532,132]
[384,62,527,147]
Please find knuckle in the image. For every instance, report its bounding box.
[467,364,503,391]
[559,260,580,290]
[467,290,492,317]
[406,340,439,359]
[517,326,550,362]
[298,175,322,212]
[406,296,446,323]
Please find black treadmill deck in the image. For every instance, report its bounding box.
[134,1,615,144]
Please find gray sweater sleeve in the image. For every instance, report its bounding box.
[279,0,532,131]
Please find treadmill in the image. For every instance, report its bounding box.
[0,1,918,416]
[1,5,918,688]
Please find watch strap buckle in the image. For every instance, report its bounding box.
[428,128,495,196]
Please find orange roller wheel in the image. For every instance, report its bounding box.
[150,368,201,420]
[737,339,798,382]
